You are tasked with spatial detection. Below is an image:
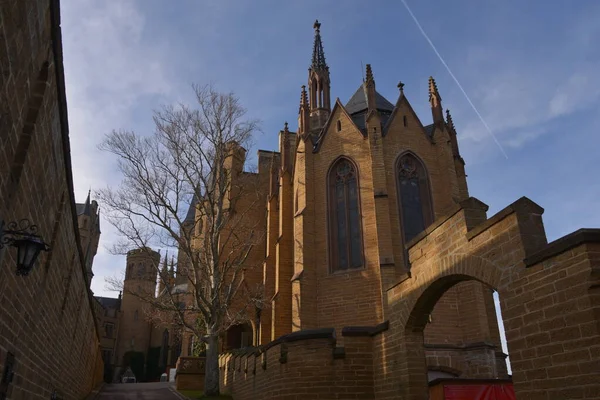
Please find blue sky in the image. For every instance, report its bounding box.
[61,0,599,314]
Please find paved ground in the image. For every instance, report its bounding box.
[96,382,187,400]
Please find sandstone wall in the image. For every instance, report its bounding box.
[0,1,103,398]
[219,327,386,400]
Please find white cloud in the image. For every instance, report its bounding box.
[61,0,172,296]
[450,9,600,161]
[549,66,600,118]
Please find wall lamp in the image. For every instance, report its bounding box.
[0,219,50,276]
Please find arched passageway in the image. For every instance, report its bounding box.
[224,323,253,351]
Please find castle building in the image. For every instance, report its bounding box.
[215,21,600,399]
[247,19,504,376]
[113,18,506,383]
[93,294,122,382]
[105,20,600,399]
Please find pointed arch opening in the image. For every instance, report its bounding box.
[396,152,433,244]
[328,157,364,272]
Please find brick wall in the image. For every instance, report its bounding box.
[0,1,103,399]
[220,327,381,400]
[380,198,600,400]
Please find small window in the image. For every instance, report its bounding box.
[134,310,139,321]
[105,323,114,338]
[336,120,342,132]
[403,115,407,127]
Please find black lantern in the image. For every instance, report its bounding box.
[0,219,50,276]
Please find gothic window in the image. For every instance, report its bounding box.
[403,115,407,127]
[137,263,144,278]
[336,120,342,132]
[397,153,433,243]
[328,158,363,272]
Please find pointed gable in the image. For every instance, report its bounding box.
[383,93,435,141]
[313,99,364,152]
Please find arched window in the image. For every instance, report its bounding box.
[336,120,342,132]
[397,153,433,243]
[137,263,144,278]
[328,158,363,272]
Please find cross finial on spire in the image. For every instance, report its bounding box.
[284,122,289,132]
[398,81,405,94]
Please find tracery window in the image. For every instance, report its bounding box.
[397,153,433,243]
[328,158,363,272]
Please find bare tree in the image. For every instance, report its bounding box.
[98,84,266,395]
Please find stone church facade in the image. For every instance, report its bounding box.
[215,21,600,400]
[95,20,599,399]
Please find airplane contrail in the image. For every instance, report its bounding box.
[400,0,509,159]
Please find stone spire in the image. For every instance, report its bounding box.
[311,20,327,71]
[169,255,175,278]
[158,251,169,294]
[308,19,331,123]
[281,122,291,173]
[83,189,91,216]
[428,76,444,127]
[298,85,311,138]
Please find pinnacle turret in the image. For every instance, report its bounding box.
[446,109,456,132]
[428,76,444,127]
[308,20,331,125]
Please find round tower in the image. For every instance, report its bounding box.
[115,247,161,380]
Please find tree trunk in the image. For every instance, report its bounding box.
[204,333,220,396]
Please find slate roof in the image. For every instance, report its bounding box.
[345,85,395,115]
[75,203,87,215]
[95,296,120,309]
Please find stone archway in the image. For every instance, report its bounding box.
[389,254,506,400]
